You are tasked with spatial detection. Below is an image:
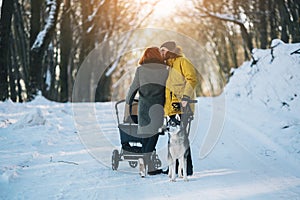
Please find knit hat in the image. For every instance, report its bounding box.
[160,41,177,53]
[174,46,183,55]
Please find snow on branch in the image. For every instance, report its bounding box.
[86,0,106,33]
[290,49,300,55]
[31,0,61,53]
[195,7,244,25]
[88,0,106,22]
[196,6,253,52]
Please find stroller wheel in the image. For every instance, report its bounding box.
[153,158,162,169]
[151,153,162,169]
[128,161,138,168]
[112,149,120,170]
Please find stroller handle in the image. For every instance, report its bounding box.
[187,99,197,104]
[115,99,138,125]
[115,99,126,110]
[115,100,126,125]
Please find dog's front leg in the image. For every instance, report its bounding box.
[170,161,177,182]
[167,154,172,179]
[178,158,183,178]
[182,157,188,181]
[168,163,172,178]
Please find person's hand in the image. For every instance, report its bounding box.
[181,95,190,107]
[181,100,188,107]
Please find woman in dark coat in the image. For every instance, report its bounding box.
[126,47,168,176]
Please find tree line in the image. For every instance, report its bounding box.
[0,0,299,102]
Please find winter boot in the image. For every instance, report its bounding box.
[147,162,162,175]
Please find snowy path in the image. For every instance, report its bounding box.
[1,99,300,200]
[1,39,300,199]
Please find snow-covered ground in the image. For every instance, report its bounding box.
[1,40,300,199]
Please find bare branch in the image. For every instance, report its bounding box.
[195,6,253,54]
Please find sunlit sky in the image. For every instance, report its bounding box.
[145,0,192,27]
[0,0,189,25]
[152,0,185,18]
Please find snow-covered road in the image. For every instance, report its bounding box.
[1,40,300,199]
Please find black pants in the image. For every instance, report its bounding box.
[142,134,159,172]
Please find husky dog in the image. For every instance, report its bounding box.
[167,124,190,182]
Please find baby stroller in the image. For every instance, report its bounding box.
[111,99,162,171]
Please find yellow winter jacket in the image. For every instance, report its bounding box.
[164,55,197,116]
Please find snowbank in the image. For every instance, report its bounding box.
[12,108,46,129]
[224,39,300,159]
[226,39,300,115]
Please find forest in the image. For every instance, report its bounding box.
[0,0,299,102]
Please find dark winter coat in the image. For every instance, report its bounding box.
[125,63,169,135]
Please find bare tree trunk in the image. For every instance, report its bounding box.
[288,0,300,42]
[268,0,279,40]
[278,0,290,42]
[12,1,29,102]
[259,0,268,48]
[60,0,72,102]
[79,1,93,65]
[0,0,14,101]
[8,39,17,101]
[30,0,61,99]
[29,0,43,99]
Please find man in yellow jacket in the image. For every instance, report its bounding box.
[160,41,198,176]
